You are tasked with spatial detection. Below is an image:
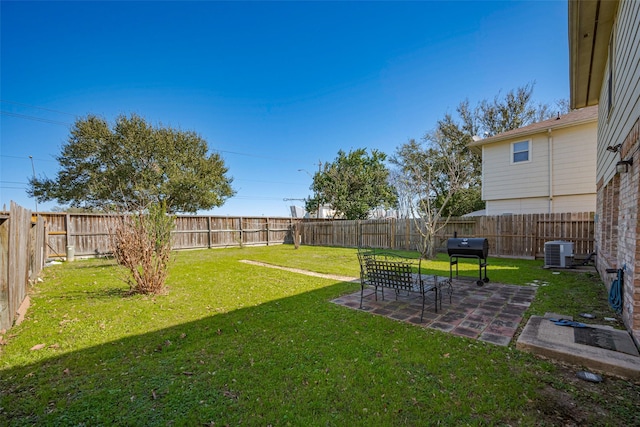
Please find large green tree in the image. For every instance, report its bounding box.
[28,114,235,213]
[306,148,397,220]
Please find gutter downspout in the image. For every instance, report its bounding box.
[481,145,486,214]
[548,129,553,213]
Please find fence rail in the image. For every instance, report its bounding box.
[31,211,595,260]
[299,212,595,259]
[34,213,301,258]
[0,204,306,330]
[1,204,594,330]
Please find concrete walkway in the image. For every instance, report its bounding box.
[239,259,358,283]
[517,313,640,379]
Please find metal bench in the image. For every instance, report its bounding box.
[357,249,446,322]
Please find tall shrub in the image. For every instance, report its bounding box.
[110,202,175,295]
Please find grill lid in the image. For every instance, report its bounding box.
[447,238,489,259]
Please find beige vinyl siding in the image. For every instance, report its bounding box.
[486,194,595,215]
[483,135,550,200]
[552,194,596,212]
[486,198,550,215]
[481,120,596,215]
[551,123,597,196]
[598,0,640,186]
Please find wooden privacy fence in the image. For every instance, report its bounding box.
[20,211,595,261]
[0,202,46,331]
[0,205,594,329]
[38,213,301,259]
[299,212,595,259]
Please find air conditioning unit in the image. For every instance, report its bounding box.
[544,241,574,268]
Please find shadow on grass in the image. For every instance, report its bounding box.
[1,278,547,427]
[0,282,363,426]
[61,260,119,269]
[3,248,627,426]
[51,286,132,301]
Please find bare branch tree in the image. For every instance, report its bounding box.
[109,202,175,295]
[392,133,470,258]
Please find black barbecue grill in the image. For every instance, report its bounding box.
[447,237,489,286]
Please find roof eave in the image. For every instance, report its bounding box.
[468,114,598,147]
[568,0,619,109]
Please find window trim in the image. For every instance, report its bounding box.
[511,139,531,164]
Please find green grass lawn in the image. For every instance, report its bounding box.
[1,245,638,426]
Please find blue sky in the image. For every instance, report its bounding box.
[1,0,569,217]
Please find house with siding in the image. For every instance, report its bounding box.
[469,106,598,215]
[569,0,640,343]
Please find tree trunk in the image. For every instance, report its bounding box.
[293,223,300,249]
[424,233,437,259]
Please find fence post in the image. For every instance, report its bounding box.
[405,219,410,251]
[533,214,539,257]
[332,220,336,246]
[266,218,270,246]
[496,216,501,256]
[388,218,394,249]
[0,214,9,330]
[64,213,71,253]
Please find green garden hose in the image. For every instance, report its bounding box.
[609,266,624,314]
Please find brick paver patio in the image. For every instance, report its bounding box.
[332,279,537,346]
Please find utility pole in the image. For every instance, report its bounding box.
[29,155,38,212]
[298,162,324,219]
[317,160,322,219]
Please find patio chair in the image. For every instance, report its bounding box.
[357,246,384,302]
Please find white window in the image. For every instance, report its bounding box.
[512,140,530,163]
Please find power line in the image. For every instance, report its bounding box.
[235,178,299,185]
[232,195,290,201]
[0,100,78,117]
[1,112,294,162]
[210,148,299,164]
[0,154,309,188]
[0,110,72,126]
[0,154,58,163]
[1,101,306,165]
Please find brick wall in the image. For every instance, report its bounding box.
[620,118,640,339]
[598,117,640,342]
[596,175,620,266]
